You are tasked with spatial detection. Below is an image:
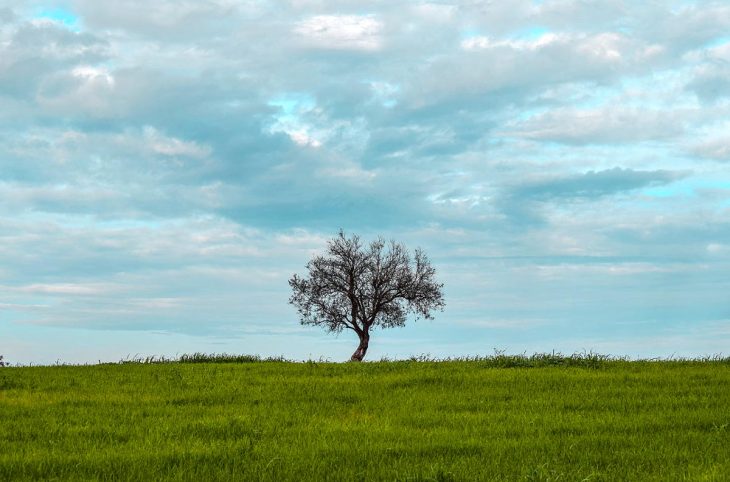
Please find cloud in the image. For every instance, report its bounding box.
[644,4,730,54]
[691,135,730,161]
[0,7,16,23]
[461,33,565,52]
[71,0,241,40]
[1,1,729,359]
[143,126,212,158]
[12,283,112,295]
[0,20,108,98]
[508,106,688,144]
[34,8,81,32]
[512,168,686,201]
[294,14,384,51]
[460,31,635,62]
[495,168,688,226]
[686,63,730,102]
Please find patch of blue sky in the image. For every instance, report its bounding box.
[266,92,318,139]
[670,1,698,15]
[0,321,222,365]
[268,93,316,115]
[0,306,44,324]
[268,93,315,124]
[35,7,81,32]
[643,179,730,198]
[705,35,730,48]
[576,90,617,109]
[366,80,400,108]
[514,107,548,121]
[460,26,551,44]
[515,26,550,40]
[459,27,482,40]
[702,180,730,191]
[643,184,695,198]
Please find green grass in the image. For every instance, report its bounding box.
[1,354,729,481]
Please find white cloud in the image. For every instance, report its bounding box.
[692,135,730,161]
[706,243,729,255]
[690,120,730,161]
[577,32,624,61]
[461,32,565,51]
[13,283,114,295]
[143,126,212,158]
[294,14,383,51]
[708,40,730,61]
[460,31,648,63]
[72,65,115,86]
[287,129,321,147]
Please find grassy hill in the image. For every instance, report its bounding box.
[1,354,729,481]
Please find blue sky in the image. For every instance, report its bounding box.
[1,1,729,364]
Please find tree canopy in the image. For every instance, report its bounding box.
[289,231,444,361]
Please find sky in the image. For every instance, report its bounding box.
[1,1,729,365]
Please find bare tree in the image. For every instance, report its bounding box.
[289,231,444,361]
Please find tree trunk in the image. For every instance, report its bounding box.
[350,332,370,362]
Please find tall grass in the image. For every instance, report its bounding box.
[1,355,729,480]
[110,351,730,368]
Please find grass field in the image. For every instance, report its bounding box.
[1,354,729,481]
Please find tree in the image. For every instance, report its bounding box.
[288,231,445,361]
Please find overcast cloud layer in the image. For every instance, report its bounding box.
[1,0,729,364]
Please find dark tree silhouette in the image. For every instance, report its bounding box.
[289,231,444,361]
